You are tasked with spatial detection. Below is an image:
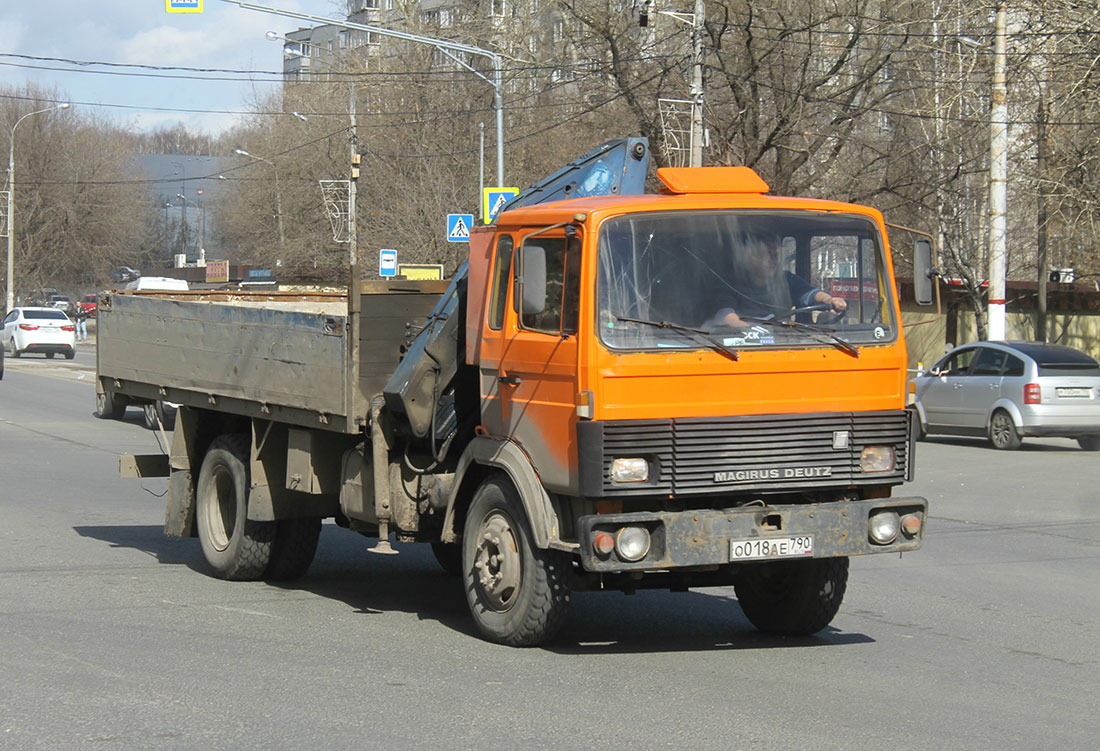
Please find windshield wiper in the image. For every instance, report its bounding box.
[737,316,860,358]
[616,316,740,361]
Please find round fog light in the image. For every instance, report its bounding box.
[869,510,900,545]
[900,513,923,538]
[615,526,651,562]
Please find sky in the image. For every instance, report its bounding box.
[0,0,346,135]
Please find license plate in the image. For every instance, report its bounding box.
[730,536,813,561]
[1057,387,1092,398]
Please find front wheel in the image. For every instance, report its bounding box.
[735,557,849,636]
[462,474,571,646]
[989,409,1022,450]
[195,433,275,580]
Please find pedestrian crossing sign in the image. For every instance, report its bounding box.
[482,187,519,224]
[166,0,203,12]
[446,213,474,243]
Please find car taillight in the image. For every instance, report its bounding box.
[61,325,75,332]
[18,323,39,331]
[1024,383,1041,404]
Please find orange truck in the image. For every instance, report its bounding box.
[103,138,934,646]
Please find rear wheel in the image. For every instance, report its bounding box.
[989,409,1022,450]
[462,474,571,646]
[735,557,849,636]
[265,517,322,580]
[195,433,275,580]
[142,401,166,430]
[64,349,74,360]
[46,352,55,359]
[96,390,125,420]
[1078,435,1100,452]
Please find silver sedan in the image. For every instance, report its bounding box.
[911,340,1100,450]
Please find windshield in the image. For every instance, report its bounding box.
[597,210,895,352]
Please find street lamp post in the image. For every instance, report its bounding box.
[6,102,70,311]
[225,0,506,186]
[176,192,207,260]
[234,148,285,248]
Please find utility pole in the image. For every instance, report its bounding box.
[689,0,705,167]
[987,2,1008,341]
[1035,88,1049,342]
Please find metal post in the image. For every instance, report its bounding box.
[234,149,285,247]
[689,0,705,167]
[987,3,1008,341]
[7,103,69,311]
[223,0,506,185]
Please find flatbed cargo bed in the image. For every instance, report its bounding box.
[96,282,447,433]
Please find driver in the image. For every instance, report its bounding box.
[709,231,847,328]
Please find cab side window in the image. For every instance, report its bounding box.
[488,235,513,330]
[518,236,581,335]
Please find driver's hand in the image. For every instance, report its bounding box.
[829,296,848,312]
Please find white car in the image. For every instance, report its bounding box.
[2,307,77,359]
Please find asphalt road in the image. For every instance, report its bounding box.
[2,355,1099,750]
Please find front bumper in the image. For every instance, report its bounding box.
[576,496,927,573]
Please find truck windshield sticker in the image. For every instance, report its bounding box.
[597,210,895,353]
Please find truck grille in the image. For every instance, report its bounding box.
[581,411,910,497]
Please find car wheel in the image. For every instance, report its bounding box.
[12,343,20,359]
[735,557,849,636]
[64,349,74,360]
[462,473,571,646]
[989,409,1022,450]
[1078,435,1100,452]
[195,433,275,581]
[46,352,55,359]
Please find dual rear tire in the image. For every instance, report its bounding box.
[195,434,320,581]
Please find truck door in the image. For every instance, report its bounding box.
[479,232,582,493]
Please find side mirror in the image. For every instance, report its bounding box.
[519,245,547,317]
[913,239,934,305]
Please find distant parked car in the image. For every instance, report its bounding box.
[911,341,1100,451]
[2,307,76,359]
[78,293,98,317]
[48,295,74,315]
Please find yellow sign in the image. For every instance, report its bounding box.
[482,187,520,224]
[166,0,203,12]
[205,260,229,283]
[399,264,444,281]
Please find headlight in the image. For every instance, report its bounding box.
[869,510,900,545]
[610,457,649,483]
[860,446,895,473]
[615,526,651,561]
